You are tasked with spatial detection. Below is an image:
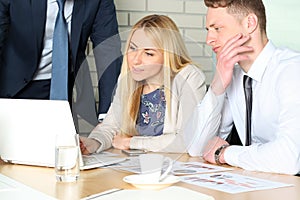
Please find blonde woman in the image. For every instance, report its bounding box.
[80,14,206,154]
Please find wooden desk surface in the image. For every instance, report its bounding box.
[1,150,299,200]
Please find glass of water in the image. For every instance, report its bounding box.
[55,133,80,182]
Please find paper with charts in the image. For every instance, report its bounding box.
[171,161,232,175]
[105,158,233,175]
[181,172,293,194]
[101,156,140,173]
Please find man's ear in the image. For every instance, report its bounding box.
[246,13,258,34]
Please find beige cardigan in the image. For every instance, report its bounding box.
[88,64,206,153]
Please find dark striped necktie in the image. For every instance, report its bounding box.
[243,75,253,146]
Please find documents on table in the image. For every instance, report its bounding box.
[0,173,56,200]
[104,158,233,174]
[81,188,124,200]
[106,156,141,173]
[112,158,293,194]
[172,161,232,175]
[181,171,293,194]
[98,156,294,194]
[81,186,215,200]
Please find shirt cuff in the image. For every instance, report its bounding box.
[129,137,142,150]
[215,90,225,108]
[223,145,246,167]
[98,113,107,122]
[207,87,225,113]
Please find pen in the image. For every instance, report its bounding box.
[82,188,124,200]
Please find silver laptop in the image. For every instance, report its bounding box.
[0,98,125,170]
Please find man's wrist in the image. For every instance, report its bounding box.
[214,144,229,165]
[211,75,226,95]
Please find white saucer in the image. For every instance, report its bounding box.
[123,174,180,190]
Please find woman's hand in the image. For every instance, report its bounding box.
[112,134,131,150]
[79,137,101,155]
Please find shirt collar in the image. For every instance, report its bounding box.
[247,41,276,83]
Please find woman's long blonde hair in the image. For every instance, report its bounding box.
[119,14,193,136]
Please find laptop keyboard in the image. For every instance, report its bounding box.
[83,156,99,165]
[82,154,125,166]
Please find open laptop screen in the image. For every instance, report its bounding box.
[0,99,77,167]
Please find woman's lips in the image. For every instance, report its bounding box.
[132,66,144,73]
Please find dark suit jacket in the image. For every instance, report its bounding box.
[0,0,122,124]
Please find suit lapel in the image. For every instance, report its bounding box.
[30,0,47,54]
[70,0,85,65]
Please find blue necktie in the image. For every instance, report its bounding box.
[243,75,253,146]
[50,0,69,100]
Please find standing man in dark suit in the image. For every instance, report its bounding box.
[0,0,122,127]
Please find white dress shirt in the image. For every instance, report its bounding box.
[186,41,300,175]
[34,0,73,80]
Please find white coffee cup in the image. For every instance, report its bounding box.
[139,154,173,183]
[55,133,80,182]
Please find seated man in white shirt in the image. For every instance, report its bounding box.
[186,0,300,175]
